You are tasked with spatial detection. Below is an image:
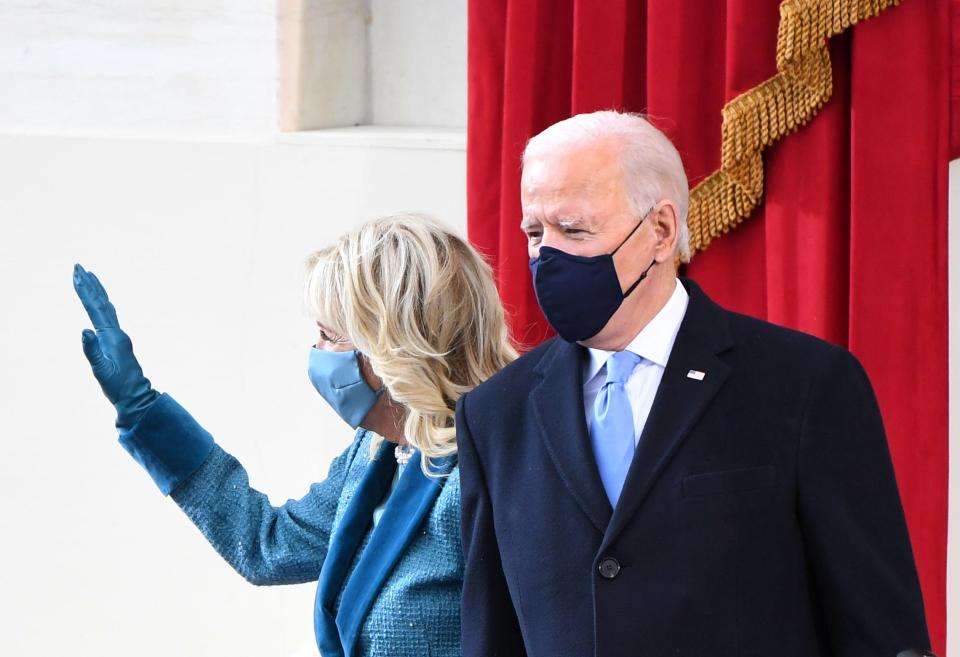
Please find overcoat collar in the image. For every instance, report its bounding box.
[314,436,456,657]
[314,438,395,657]
[530,337,611,533]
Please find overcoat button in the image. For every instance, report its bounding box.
[598,557,620,579]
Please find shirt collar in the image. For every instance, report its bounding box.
[584,277,690,383]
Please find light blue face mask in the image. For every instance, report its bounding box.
[308,347,384,429]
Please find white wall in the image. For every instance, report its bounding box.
[0,1,278,137]
[0,0,468,135]
[369,0,467,126]
[279,0,467,130]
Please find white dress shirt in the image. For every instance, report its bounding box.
[583,278,689,444]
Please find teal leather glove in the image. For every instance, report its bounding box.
[73,264,160,433]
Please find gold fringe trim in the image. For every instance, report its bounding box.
[684,0,901,260]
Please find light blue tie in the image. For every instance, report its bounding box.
[590,350,642,507]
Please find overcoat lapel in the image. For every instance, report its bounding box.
[335,451,456,657]
[600,278,734,549]
[531,339,613,532]
[314,439,396,657]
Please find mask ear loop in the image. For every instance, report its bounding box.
[611,217,645,255]
[622,258,658,298]
[613,205,659,298]
[354,350,388,397]
[611,204,656,255]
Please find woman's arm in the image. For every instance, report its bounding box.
[122,393,361,586]
[73,265,359,585]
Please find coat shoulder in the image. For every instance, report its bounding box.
[724,308,856,371]
[460,337,557,411]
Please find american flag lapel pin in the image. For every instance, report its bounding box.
[686,369,706,381]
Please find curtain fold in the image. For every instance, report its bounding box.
[467,0,951,652]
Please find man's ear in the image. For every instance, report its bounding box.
[652,202,679,262]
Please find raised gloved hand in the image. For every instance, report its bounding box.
[73,264,160,433]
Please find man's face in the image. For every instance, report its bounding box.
[520,140,639,261]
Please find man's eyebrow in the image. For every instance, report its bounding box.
[520,218,542,232]
[556,216,592,229]
[521,215,594,232]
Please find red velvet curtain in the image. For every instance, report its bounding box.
[467,0,951,652]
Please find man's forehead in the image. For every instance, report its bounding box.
[520,166,623,219]
[523,148,622,196]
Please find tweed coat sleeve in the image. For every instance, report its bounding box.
[119,392,364,586]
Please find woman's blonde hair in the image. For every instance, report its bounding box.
[304,214,517,474]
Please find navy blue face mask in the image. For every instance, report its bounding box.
[529,215,657,343]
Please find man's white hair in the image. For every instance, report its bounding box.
[522,111,691,262]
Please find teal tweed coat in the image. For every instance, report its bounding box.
[118,393,463,657]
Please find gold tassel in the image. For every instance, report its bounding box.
[684,0,902,260]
